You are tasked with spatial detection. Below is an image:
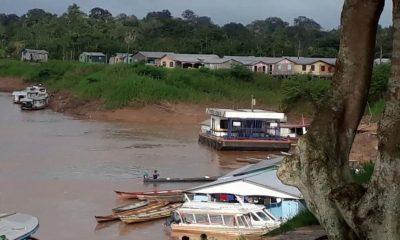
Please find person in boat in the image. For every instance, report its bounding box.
[153,170,160,180]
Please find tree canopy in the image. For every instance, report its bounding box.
[0,5,392,60]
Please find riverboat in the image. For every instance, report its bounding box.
[199,108,292,151]
[120,203,182,224]
[20,95,49,110]
[143,176,217,183]
[169,201,280,237]
[112,200,149,213]
[0,213,39,240]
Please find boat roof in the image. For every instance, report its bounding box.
[0,213,39,240]
[179,202,264,215]
[206,108,285,120]
[187,156,302,199]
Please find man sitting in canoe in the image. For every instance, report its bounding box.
[153,170,160,179]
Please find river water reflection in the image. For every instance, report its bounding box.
[0,92,270,239]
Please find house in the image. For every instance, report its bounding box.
[160,53,221,69]
[225,56,282,74]
[132,51,173,66]
[21,49,48,62]
[203,57,243,70]
[286,57,336,77]
[187,156,305,220]
[109,53,134,64]
[79,52,107,64]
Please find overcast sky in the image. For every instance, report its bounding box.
[0,0,393,30]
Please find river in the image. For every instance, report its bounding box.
[0,92,270,239]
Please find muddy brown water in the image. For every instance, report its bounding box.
[0,92,271,240]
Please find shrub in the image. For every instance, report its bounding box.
[230,64,254,82]
[266,209,319,236]
[134,64,166,79]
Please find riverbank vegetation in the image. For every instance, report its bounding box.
[0,60,390,114]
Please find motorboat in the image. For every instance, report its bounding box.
[0,213,39,240]
[20,95,49,110]
[11,85,48,104]
[169,201,280,237]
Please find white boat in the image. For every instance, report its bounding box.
[0,213,39,240]
[12,86,48,104]
[170,201,280,237]
[20,95,49,110]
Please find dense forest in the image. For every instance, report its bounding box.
[0,4,392,60]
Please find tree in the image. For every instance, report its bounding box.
[294,16,322,31]
[89,7,112,22]
[278,0,400,239]
[182,9,196,22]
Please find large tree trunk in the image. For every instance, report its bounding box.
[277,0,384,239]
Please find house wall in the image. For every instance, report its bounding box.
[267,199,305,220]
[160,55,176,68]
[79,54,106,64]
[273,59,295,75]
[21,52,48,62]
[294,61,335,76]
[133,53,146,63]
[251,62,274,74]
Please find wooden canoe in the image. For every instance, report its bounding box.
[120,203,182,224]
[114,189,183,199]
[136,194,184,203]
[111,200,149,213]
[143,176,218,183]
[95,201,168,223]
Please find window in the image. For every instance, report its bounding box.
[311,65,315,71]
[209,215,223,225]
[194,214,209,224]
[262,66,266,72]
[302,65,307,71]
[162,61,166,67]
[277,64,282,70]
[237,216,245,227]
[321,65,326,72]
[251,213,260,222]
[287,64,292,71]
[223,215,235,226]
[253,66,257,72]
[169,61,174,68]
[182,213,195,224]
[220,120,228,129]
[256,211,271,221]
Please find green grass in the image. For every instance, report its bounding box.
[266,209,319,236]
[0,59,286,109]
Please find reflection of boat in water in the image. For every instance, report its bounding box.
[0,213,39,240]
[169,201,280,237]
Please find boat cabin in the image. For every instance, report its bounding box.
[20,96,48,110]
[199,108,291,151]
[204,108,285,139]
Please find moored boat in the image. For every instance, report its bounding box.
[95,201,169,223]
[136,194,184,203]
[114,189,183,199]
[112,200,149,213]
[143,176,217,183]
[20,96,48,110]
[170,201,280,237]
[0,213,39,240]
[120,203,182,224]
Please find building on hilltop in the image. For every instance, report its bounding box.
[21,49,48,63]
[109,53,134,64]
[132,51,173,66]
[79,52,107,64]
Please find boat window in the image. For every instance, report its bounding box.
[263,209,277,221]
[223,215,235,226]
[209,215,223,225]
[243,215,251,227]
[256,211,271,221]
[237,216,245,227]
[194,214,209,225]
[220,120,228,129]
[251,213,260,221]
[182,213,195,224]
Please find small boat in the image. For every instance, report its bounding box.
[95,201,169,223]
[120,203,182,224]
[143,176,217,183]
[20,95,48,111]
[0,213,39,240]
[136,194,184,203]
[112,200,149,213]
[114,189,183,199]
